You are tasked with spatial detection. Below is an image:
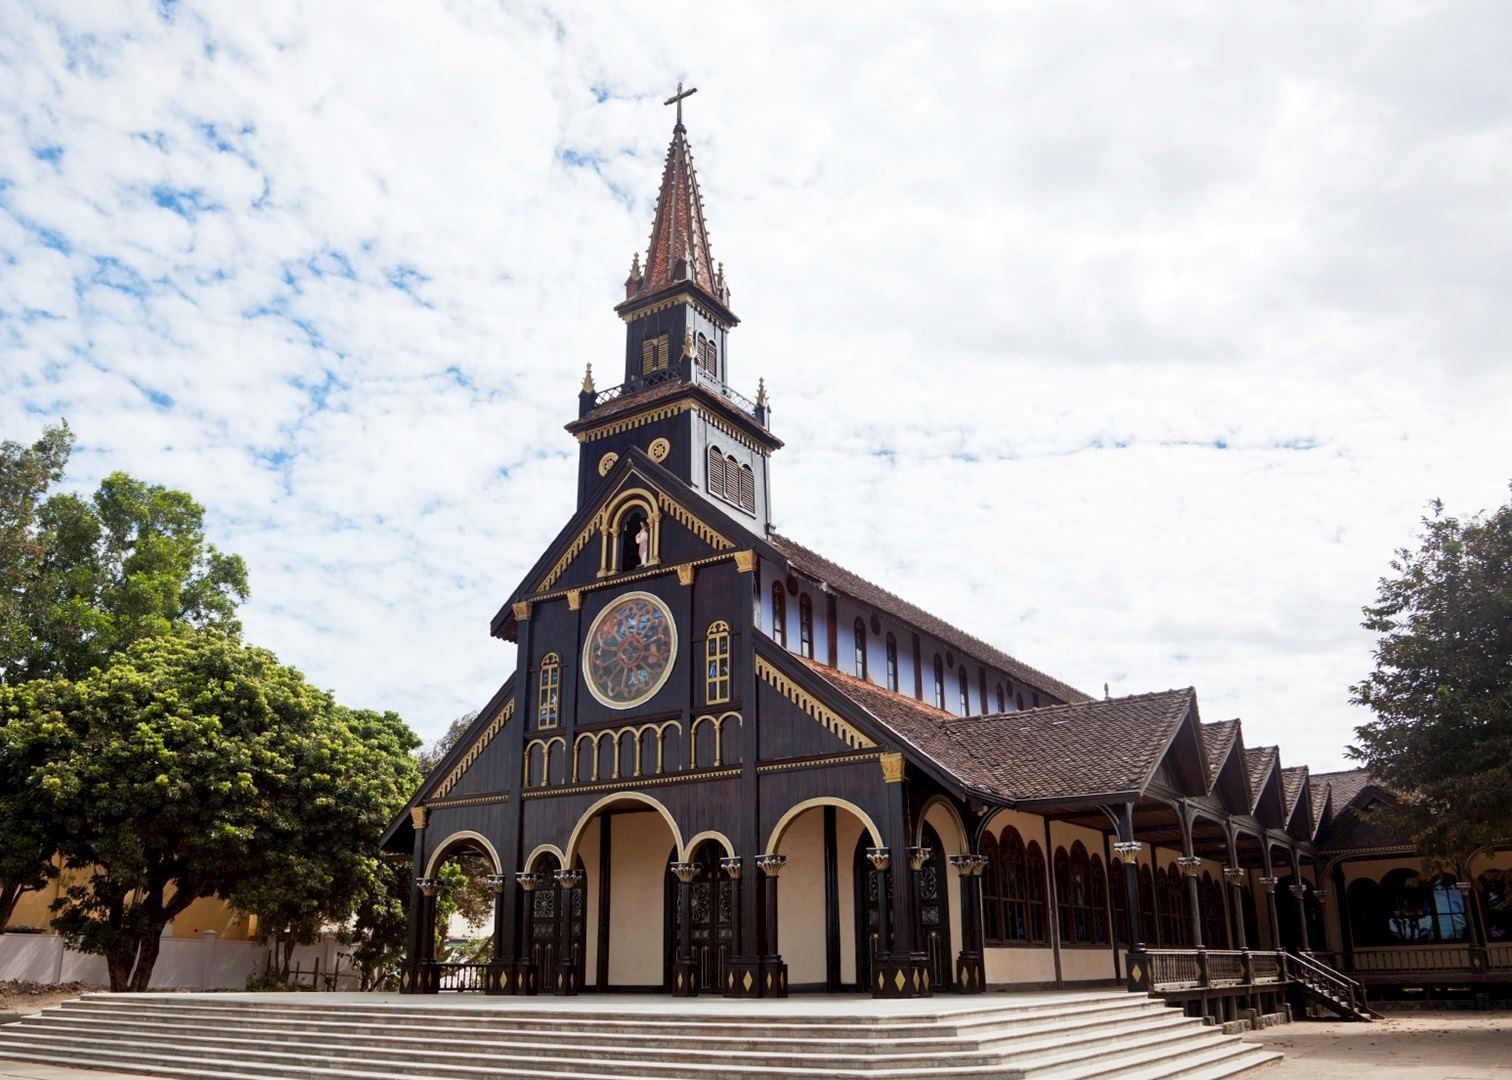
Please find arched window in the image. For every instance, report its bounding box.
[1032,692,1041,707]
[736,463,755,513]
[705,621,731,705]
[932,655,945,709]
[1000,827,1029,942]
[980,833,1003,943]
[885,634,898,692]
[620,509,647,571]
[958,666,970,715]
[1201,872,1229,948]
[1025,841,1049,943]
[853,618,867,678]
[798,594,813,659]
[771,583,786,649]
[1016,692,1025,711]
[1138,863,1157,945]
[1480,871,1512,941]
[1088,853,1109,944]
[641,333,669,373]
[536,652,561,728]
[1162,865,1189,946]
[696,332,717,373]
[996,684,1005,713]
[707,445,727,501]
[1054,847,1074,944]
[1110,859,1131,945]
[1366,870,1468,944]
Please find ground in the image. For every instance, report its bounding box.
[1254,1010,1512,1078]
[0,986,96,1021]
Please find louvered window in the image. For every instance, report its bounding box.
[707,445,727,500]
[641,334,669,373]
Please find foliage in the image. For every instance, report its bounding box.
[433,852,494,952]
[416,710,479,776]
[1350,487,1512,864]
[2,629,419,991]
[343,855,413,991]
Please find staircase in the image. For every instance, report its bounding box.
[1287,951,1382,1022]
[0,991,1281,1080]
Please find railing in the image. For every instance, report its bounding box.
[1250,952,1282,983]
[1146,949,1202,989]
[1206,950,1246,986]
[593,368,680,407]
[1489,944,1512,968]
[590,367,764,424]
[1290,950,1375,1019]
[692,365,760,418]
[433,962,489,992]
[1350,945,1472,972]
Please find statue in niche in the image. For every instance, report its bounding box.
[621,511,650,571]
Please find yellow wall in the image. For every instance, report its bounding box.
[980,808,1062,985]
[776,809,827,985]
[1048,819,1117,982]
[6,858,254,941]
[921,801,967,962]
[836,812,863,985]
[606,810,673,987]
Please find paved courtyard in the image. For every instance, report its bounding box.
[1253,1010,1512,1078]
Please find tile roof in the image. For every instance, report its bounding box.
[1200,719,1241,789]
[1244,746,1279,803]
[1308,777,1332,832]
[1310,768,1376,813]
[768,533,1091,706]
[1281,765,1310,822]
[795,655,1189,801]
[569,378,688,429]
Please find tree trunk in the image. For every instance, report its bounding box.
[128,931,163,992]
[105,948,135,992]
[0,882,28,930]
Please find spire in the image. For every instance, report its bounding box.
[631,86,729,306]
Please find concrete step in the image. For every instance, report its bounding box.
[1023,1033,1265,1080]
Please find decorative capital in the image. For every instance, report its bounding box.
[733,549,757,574]
[1177,855,1203,878]
[1223,866,1246,883]
[1112,840,1142,861]
[1289,883,1307,899]
[719,856,743,880]
[1313,889,1329,904]
[671,861,700,884]
[879,751,906,784]
[1455,880,1473,896]
[1257,875,1279,893]
[482,874,508,897]
[409,805,430,830]
[416,877,441,898]
[971,853,990,876]
[513,601,532,622]
[676,563,696,587]
[865,847,891,872]
[580,363,595,395]
[755,853,787,878]
[566,588,582,611]
[908,845,931,871]
[554,869,585,889]
[947,854,975,876]
[515,872,541,892]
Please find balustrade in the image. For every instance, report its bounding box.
[1206,950,1245,985]
[431,962,489,992]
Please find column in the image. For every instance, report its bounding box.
[513,871,541,995]
[671,861,700,997]
[1258,846,1281,951]
[720,857,747,997]
[484,873,508,994]
[1457,876,1489,977]
[876,754,931,997]
[552,868,584,995]
[1179,855,1205,949]
[400,806,430,994]
[1290,882,1311,952]
[416,876,441,994]
[1224,831,1248,951]
[755,853,788,997]
[948,854,986,993]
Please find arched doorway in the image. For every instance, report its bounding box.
[917,823,952,990]
[664,839,736,993]
[523,851,587,990]
[854,833,893,991]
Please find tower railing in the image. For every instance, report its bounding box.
[589,367,763,425]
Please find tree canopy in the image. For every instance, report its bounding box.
[1350,486,1512,863]
[2,629,420,990]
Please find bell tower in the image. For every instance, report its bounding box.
[569,85,782,529]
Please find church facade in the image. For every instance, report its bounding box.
[381,101,1512,1006]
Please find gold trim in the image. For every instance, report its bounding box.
[537,518,601,594]
[620,291,732,331]
[657,492,733,550]
[581,590,679,711]
[756,751,881,774]
[676,564,696,586]
[648,437,671,463]
[425,792,510,809]
[880,751,906,783]
[699,407,770,456]
[410,806,430,829]
[575,399,694,444]
[733,549,758,574]
[520,765,742,799]
[529,552,737,607]
[598,451,618,476]
[512,601,531,622]
[432,699,515,800]
[567,589,582,611]
[756,655,876,750]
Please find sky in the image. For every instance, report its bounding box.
[2,2,1509,772]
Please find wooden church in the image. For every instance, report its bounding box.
[382,91,1512,1008]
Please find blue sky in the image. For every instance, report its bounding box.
[2,2,1509,769]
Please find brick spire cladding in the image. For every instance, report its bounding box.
[628,117,729,306]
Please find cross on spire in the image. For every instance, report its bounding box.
[664,81,697,128]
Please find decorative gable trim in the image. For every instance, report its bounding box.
[658,491,733,550]
[574,399,694,443]
[430,698,515,801]
[756,654,876,751]
[539,520,600,593]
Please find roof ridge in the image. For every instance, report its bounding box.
[768,530,1091,704]
[957,686,1194,724]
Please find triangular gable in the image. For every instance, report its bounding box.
[491,449,779,638]
[1137,693,1207,797]
[379,675,516,853]
[1247,750,1288,828]
[1282,766,1313,840]
[1209,722,1256,816]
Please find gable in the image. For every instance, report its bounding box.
[755,651,880,761]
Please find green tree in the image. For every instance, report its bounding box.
[416,710,479,776]
[1350,487,1512,863]
[343,855,414,991]
[3,630,419,991]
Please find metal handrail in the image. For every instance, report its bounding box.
[1288,949,1368,1014]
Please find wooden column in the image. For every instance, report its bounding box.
[400,806,430,994]
[671,861,700,996]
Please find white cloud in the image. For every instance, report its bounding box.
[2,1,1509,772]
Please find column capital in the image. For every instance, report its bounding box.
[907,845,931,872]
[719,856,743,880]
[671,861,701,884]
[865,847,891,872]
[515,871,542,892]
[755,853,787,878]
[410,805,430,830]
[1112,840,1142,860]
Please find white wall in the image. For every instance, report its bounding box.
[0,932,274,990]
